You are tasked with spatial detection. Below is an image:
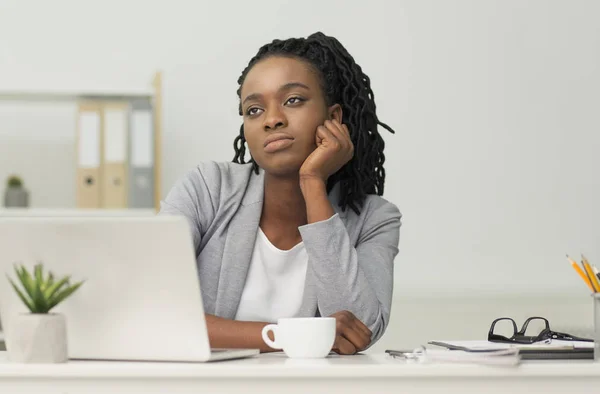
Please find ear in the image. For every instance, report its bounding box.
[328,104,343,123]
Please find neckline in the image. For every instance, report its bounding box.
[257,227,305,254]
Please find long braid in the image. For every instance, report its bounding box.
[232,32,395,214]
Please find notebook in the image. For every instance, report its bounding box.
[428,340,594,360]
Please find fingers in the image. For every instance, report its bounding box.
[315,124,327,145]
[330,119,350,138]
[329,119,350,141]
[325,120,350,148]
[316,120,353,158]
[325,120,353,158]
[340,122,350,137]
[334,311,372,352]
[332,335,357,355]
[353,317,372,339]
[339,325,370,352]
[316,124,341,150]
[336,310,372,338]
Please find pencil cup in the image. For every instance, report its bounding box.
[594,294,600,361]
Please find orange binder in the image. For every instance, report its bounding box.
[101,102,129,208]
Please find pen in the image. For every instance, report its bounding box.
[567,255,594,292]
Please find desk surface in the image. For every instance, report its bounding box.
[1,351,600,394]
[0,351,599,377]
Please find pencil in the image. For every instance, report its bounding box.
[581,254,600,292]
[567,255,594,292]
[592,265,600,281]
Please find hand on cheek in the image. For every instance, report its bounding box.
[299,119,354,183]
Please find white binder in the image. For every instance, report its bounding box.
[76,102,102,208]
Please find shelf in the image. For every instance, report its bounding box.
[0,71,163,211]
[0,208,157,217]
[0,91,153,103]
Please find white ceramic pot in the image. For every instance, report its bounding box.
[6,313,68,363]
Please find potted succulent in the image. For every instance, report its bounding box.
[4,175,29,208]
[5,263,84,363]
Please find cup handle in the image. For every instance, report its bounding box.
[261,324,281,349]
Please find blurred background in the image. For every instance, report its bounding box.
[1,0,599,352]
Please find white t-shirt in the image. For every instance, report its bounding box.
[234,228,308,323]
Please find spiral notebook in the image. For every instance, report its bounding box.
[427,340,594,360]
[386,347,521,366]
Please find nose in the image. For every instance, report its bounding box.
[263,106,287,131]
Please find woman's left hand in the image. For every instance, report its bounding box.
[299,119,354,183]
[330,310,372,355]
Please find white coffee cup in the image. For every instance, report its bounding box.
[261,317,336,358]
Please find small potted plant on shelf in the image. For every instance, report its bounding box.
[5,263,84,363]
[4,175,29,208]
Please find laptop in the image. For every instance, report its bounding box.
[0,215,259,362]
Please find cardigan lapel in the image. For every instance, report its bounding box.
[214,170,264,319]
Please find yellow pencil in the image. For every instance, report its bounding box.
[567,255,594,292]
[581,255,600,293]
[581,254,600,292]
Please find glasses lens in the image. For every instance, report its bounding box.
[522,318,547,337]
[492,319,516,339]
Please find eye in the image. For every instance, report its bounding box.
[246,107,263,116]
[285,96,305,105]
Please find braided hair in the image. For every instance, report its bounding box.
[232,32,395,215]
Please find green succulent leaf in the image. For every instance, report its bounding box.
[16,265,35,300]
[43,276,70,300]
[8,263,84,314]
[46,272,55,290]
[34,264,43,287]
[6,275,35,313]
[31,277,48,313]
[47,281,84,311]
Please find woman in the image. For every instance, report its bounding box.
[160,32,401,355]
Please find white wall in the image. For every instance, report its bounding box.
[1,0,600,300]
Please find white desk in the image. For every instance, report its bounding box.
[1,351,600,394]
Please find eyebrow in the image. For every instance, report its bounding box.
[242,82,311,105]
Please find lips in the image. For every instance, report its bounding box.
[263,133,294,153]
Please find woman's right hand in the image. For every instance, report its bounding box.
[329,310,372,355]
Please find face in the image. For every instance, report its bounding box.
[240,56,340,177]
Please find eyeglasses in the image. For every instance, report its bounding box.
[488,316,593,344]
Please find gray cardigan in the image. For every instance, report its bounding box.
[159,161,402,345]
